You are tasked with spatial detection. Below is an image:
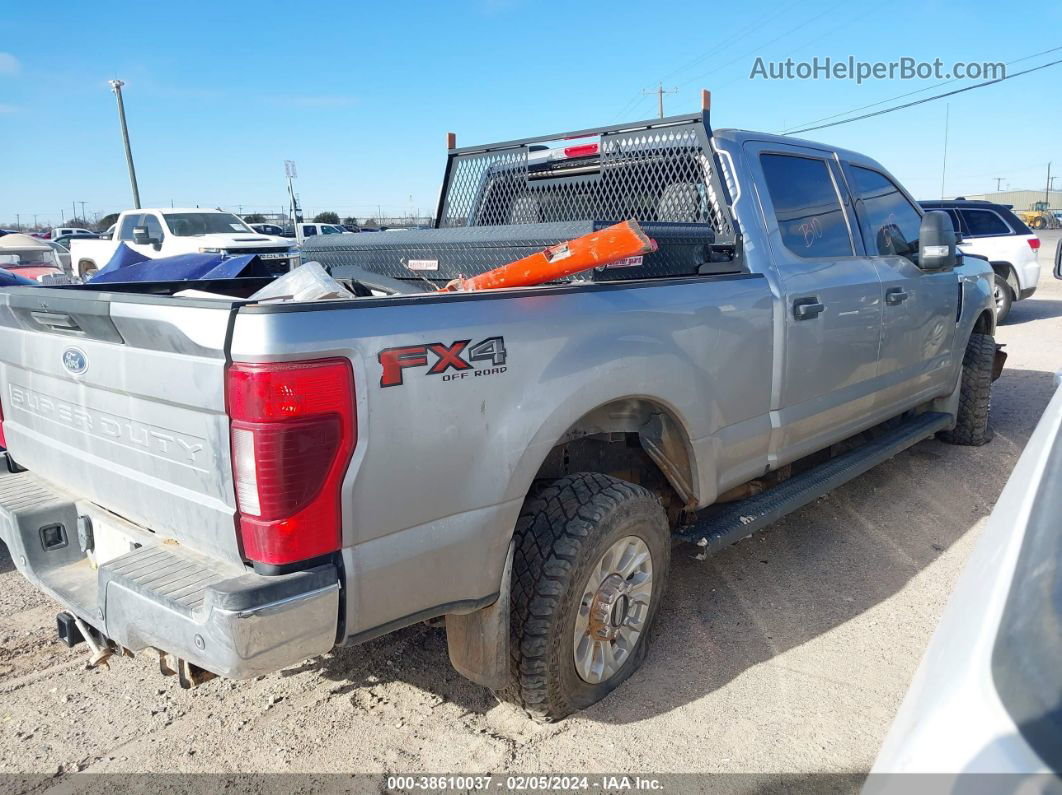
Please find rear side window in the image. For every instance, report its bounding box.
[849,166,922,257]
[303,225,317,236]
[961,209,1011,237]
[759,153,853,258]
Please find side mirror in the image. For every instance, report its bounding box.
[918,211,957,270]
[1054,238,1061,280]
[132,226,150,245]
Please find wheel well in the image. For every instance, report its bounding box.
[973,308,994,335]
[531,398,696,521]
[990,262,1018,295]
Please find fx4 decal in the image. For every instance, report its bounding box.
[378,336,507,388]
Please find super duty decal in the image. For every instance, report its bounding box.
[378,336,507,388]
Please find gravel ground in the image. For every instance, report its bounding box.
[2,233,1060,777]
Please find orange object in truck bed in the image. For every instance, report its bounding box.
[440,220,657,292]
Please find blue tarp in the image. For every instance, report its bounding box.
[88,243,270,283]
[0,268,36,286]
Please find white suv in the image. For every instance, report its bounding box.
[920,200,1041,322]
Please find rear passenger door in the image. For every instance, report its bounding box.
[842,163,958,413]
[748,142,883,461]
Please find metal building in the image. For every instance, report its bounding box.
[952,189,1062,210]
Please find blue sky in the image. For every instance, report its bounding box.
[1,0,1059,227]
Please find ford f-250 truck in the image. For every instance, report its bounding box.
[0,104,998,720]
[68,208,300,280]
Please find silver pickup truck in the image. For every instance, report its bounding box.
[0,107,997,720]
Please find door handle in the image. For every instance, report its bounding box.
[793,297,825,320]
[885,287,909,305]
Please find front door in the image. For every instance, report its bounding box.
[841,162,958,414]
[746,142,884,463]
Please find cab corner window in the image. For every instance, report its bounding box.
[849,166,922,258]
[759,153,853,259]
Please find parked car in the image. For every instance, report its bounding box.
[0,233,75,284]
[49,227,97,240]
[249,223,286,236]
[0,109,996,720]
[870,378,1062,779]
[293,222,353,243]
[341,224,361,233]
[67,208,301,279]
[46,240,71,273]
[919,199,1041,322]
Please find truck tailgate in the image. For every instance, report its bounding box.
[0,288,242,563]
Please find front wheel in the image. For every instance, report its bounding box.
[940,333,995,446]
[505,473,670,721]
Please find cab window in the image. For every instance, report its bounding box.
[143,214,165,242]
[118,214,142,241]
[759,153,853,258]
[848,166,922,257]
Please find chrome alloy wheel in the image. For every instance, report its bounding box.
[993,282,1006,313]
[572,535,653,684]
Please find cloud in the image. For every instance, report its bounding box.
[0,53,19,75]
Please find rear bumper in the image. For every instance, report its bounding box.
[0,458,339,679]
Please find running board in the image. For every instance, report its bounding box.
[674,412,952,558]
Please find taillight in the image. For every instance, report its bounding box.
[1028,237,1040,250]
[0,392,7,449]
[226,358,356,566]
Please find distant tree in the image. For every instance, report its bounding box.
[243,213,266,224]
[66,217,91,228]
[97,213,120,231]
[342,216,358,226]
[313,211,340,224]
[362,218,378,228]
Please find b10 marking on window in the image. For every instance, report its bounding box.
[378,337,508,388]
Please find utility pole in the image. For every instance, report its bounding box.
[284,161,301,224]
[1046,162,1053,206]
[940,103,950,199]
[72,202,78,224]
[33,214,38,229]
[643,81,678,119]
[109,80,142,209]
[15,214,20,231]
[79,201,87,222]
[993,177,1004,192]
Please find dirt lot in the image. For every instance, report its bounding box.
[2,233,1060,777]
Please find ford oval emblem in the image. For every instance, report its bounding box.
[62,348,88,375]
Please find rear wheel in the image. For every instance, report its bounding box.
[1030,216,1046,230]
[940,332,995,446]
[505,473,670,721]
[992,273,1012,323]
[78,260,98,281]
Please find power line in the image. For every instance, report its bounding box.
[782,56,1062,135]
[781,44,1062,133]
[675,0,848,88]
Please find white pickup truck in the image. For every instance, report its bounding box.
[68,209,301,279]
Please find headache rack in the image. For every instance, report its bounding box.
[435,92,740,261]
[302,94,744,287]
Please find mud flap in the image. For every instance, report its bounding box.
[445,541,512,691]
[992,343,1007,382]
